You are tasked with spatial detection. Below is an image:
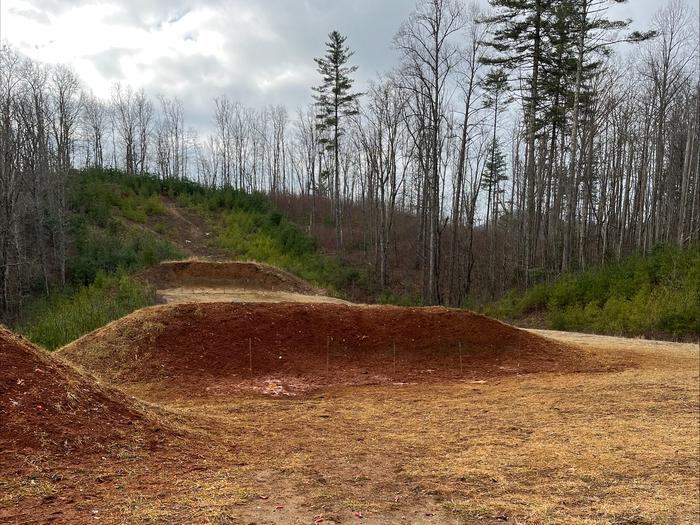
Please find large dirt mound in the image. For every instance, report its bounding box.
[141,259,324,294]
[0,326,162,461]
[59,303,597,399]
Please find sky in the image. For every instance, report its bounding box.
[0,0,669,131]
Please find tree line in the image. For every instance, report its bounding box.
[1,0,698,315]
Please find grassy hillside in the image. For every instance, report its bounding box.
[484,244,699,339]
[172,184,363,294]
[18,169,364,349]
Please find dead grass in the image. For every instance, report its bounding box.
[156,286,349,305]
[108,338,695,525]
[3,333,698,524]
[0,476,57,508]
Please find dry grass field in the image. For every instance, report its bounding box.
[2,329,697,524]
[111,337,698,525]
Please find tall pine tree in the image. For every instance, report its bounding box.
[313,30,361,251]
[482,0,552,285]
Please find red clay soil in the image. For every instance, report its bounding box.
[139,259,325,294]
[0,326,166,466]
[59,303,601,400]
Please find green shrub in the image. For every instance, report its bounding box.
[174,187,363,294]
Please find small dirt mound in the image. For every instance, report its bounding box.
[0,326,163,462]
[140,260,324,294]
[59,303,598,400]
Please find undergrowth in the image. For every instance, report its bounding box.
[484,244,699,338]
[169,187,364,295]
[22,272,155,350]
[71,169,364,294]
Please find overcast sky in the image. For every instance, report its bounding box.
[1,0,669,130]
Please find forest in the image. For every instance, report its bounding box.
[1,0,698,319]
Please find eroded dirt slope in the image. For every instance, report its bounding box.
[0,326,168,464]
[58,302,602,400]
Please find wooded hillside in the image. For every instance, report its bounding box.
[1,0,698,318]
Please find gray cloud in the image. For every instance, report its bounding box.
[87,47,138,79]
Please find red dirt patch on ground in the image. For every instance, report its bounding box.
[0,326,167,465]
[58,303,601,400]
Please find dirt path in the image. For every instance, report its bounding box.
[158,197,224,258]
[529,328,698,353]
[157,286,349,304]
[131,200,347,305]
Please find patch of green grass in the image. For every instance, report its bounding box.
[484,244,700,337]
[21,272,155,350]
[67,168,183,284]
[69,169,168,228]
[69,222,181,285]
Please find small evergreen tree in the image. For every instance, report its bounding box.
[481,136,508,298]
[313,30,361,251]
[482,137,507,197]
[481,67,511,227]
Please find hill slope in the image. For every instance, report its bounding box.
[17,169,364,349]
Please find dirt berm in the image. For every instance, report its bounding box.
[140,260,325,294]
[0,326,167,466]
[59,303,602,400]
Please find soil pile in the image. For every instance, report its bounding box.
[0,326,161,461]
[140,260,324,294]
[59,303,597,399]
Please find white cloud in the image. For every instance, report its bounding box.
[1,0,666,132]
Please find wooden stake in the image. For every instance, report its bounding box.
[326,336,330,374]
[249,338,252,375]
[459,341,463,375]
[393,342,396,375]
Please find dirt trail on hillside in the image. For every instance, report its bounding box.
[159,197,221,258]
[133,198,347,304]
